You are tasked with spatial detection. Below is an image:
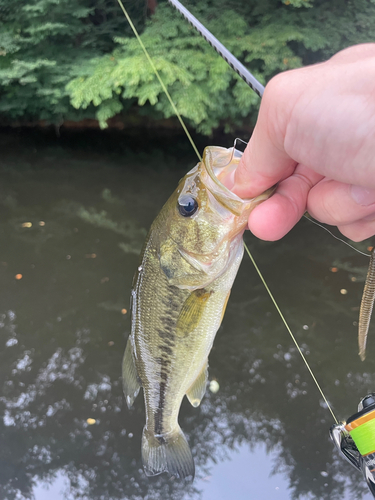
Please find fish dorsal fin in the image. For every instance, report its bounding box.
[186,360,208,407]
[122,338,141,408]
[176,289,212,337]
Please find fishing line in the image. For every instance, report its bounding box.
[244,242,339,424]
[116,0,202,162]
[303,215,371,258]
[118,0,338,424]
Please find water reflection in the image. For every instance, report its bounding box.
[0,129,373,500]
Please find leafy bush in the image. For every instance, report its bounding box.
[1,0,374,134]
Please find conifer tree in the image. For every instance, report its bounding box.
[1,0,374,133]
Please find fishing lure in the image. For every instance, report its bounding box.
[359,248,375,361]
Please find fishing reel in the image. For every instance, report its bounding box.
[330,393,375,497]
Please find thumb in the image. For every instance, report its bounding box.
[230,73,303,199]
[232,130,296,199]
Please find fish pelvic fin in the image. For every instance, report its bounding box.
[122,338,141,408]
[142,426,195,480]
[186,360,208,407]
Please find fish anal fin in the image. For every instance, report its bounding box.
[142,426,195,480]
[122,338,141,408]
[186,361,208,407]
[176,289,212,337]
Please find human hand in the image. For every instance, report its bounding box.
[227,44,375,242]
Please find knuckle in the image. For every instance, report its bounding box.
[320,196,342,223]
[307,196,337,224]
[264,72,292,100]
[307,182,348,225]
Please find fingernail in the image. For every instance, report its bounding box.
[231,181,251,199]
[224,170,235,190]
[350,185,375,206]
[217,168,235,190]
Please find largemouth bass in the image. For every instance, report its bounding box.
[122,145,273,479]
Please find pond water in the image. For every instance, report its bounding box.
[0,128,373,500]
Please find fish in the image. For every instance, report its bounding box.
[122,145,274,479]
[358,247,375,361]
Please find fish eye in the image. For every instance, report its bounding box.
[177,195,198,217]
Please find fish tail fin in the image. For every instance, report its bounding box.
[141,426,195,480]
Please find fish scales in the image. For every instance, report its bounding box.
[135,239,241,434]
[122,145,274,479]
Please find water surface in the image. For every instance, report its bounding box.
[0,129,373,500]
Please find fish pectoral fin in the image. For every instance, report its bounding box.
[122,338,141,408]
[186,360,208,407]
[176,289,212,337]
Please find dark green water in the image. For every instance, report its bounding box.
[0,129,374,500]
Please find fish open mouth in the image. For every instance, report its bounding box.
[200,145,254,218]
[200,144,276,221]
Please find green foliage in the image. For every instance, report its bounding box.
[1,0,375,133]
[0,0,145,122]
[66,3,316,133]
[283,0,313,8]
